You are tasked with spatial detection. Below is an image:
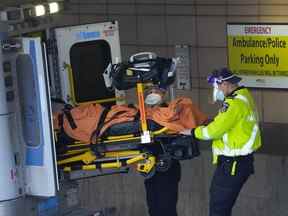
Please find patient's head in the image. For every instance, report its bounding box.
[144,86,166,106]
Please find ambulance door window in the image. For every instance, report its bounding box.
[70,40,115,104]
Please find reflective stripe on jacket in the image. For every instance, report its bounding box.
[195,87,262,157]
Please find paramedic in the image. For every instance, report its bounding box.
[144,86,181,216]
[182,68,261,216]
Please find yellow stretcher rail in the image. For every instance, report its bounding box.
[105,150,142,158]
[64,63,77,105]
[64,127,169,149]
[63,162,123,172]
[106,134,135,140]
[58,150,142,166]
[58,151,96,165]
[60,149,89,156]
[62,152,152,173]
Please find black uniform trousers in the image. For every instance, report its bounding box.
[209,153,254,216]
[144,160,181,216]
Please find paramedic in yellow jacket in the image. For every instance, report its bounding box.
[182,68,261,216]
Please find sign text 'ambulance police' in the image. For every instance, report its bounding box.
[227,24,288,77]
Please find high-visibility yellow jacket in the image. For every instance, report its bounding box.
[195,87,261,159]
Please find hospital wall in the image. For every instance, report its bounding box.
[2,0,288,215]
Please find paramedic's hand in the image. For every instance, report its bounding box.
[180,128,195,136]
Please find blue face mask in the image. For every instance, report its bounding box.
[145,93,162,105]
[213,84,225,102]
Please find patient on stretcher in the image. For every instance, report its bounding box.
[55,53,208,177]
[53,97,207,144]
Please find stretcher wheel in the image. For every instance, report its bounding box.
[156,154,172,172]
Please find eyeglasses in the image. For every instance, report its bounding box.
[207,75,222,85]
[207,74,235,85]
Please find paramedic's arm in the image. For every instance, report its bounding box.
[194,100,241,140]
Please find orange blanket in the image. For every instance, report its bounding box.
[147,97,207,132]
[54,97,207,143]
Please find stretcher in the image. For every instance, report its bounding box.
[55,53,205,179]
[56,120,200,179]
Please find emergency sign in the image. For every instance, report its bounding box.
[227,23,288,88]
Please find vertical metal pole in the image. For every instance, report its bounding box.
[136,82,148,132]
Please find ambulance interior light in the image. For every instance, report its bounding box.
[34,5,46,17]
[48,2,60,14]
